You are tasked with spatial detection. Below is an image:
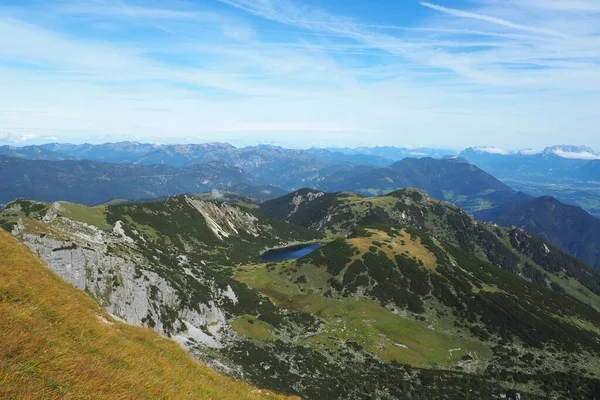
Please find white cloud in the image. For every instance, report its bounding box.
[221,24,256,41]
[0,131,41,144]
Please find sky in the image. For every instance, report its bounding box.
[1,0,600,149]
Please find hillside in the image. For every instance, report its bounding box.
[576,160,600,181]
[476,195,600,269]
[260,188,600,303]
[0,145,74,161]
[311,157,516,212]
[235,225,600,399]
[3,193,600,399]
[0,229,292,400]
[262,186,600,271]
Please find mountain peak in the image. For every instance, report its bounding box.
[385,187,432,201]
[543,145,600,160]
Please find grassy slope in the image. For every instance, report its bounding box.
[262,189,600,311]
[236,226,600,382]
[236,228,492,369]
[0,230,294,400]
[59,202,110,230]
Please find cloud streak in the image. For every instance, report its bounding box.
[0,0,599,149]
[420,2,565,37]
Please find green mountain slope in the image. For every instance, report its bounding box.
[312,157,516,212]
[2,193,600,399]
[235,226,600,399]
[259,188,600,308]
[476,195,600,269]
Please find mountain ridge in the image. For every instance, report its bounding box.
[476,194,600,268]
[3,189,600,399]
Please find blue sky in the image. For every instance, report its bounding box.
[1,0,599,149]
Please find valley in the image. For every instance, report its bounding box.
[2,188,599,399]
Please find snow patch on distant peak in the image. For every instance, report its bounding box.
[472,146,509,155]
[544,145,599,160]
[550,149,600,160]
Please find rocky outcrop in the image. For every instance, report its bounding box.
[288,190,325,218]
[20,226,229,349]
[186,197,261,239]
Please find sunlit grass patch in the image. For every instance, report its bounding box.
[0,230,294,400]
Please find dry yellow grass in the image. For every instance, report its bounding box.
[347,228,438,271]
[0,230,296,400]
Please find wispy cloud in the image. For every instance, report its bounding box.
[420,2,565,37]
[60,4,214,20]
[0,0,599,149]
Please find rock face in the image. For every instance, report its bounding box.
[186,198,261,239]
[288,190,325,217]
[20,229,228,348]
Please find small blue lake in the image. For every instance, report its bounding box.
[260,243,321,262]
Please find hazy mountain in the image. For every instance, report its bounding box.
[305,148,395,167]
[41,141,160,163]
[42,142,333,189]
[459,146,600,217]
[476,194,600,268]
[574,160,600,181]
[324,146,455,160]
[0,145,74,161]
[459,145,599,180]
[0,155,256,205]
[3,191,599,399]
[311,157,516,213]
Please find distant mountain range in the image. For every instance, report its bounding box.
[0,156,257,205]
[2,141,597,183]
[309,157,517,212]
[1,142,600,269]
[458,145,600,217]
[321,145,455,160]
[459,145,600,180]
